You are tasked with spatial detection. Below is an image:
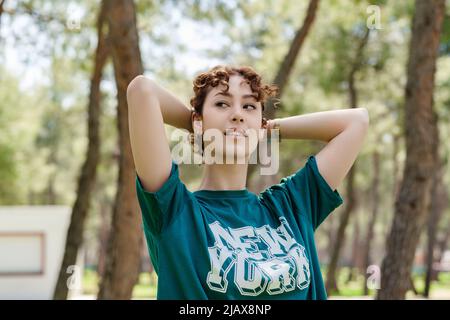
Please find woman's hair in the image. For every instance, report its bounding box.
[189,65,279,115]
[188,65,280,153]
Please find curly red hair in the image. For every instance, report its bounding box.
[189,65,279,115]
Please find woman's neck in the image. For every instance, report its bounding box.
[197,162,249,191]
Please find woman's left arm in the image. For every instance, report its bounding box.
[270,107,369,191]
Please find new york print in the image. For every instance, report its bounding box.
[206,216,310,296]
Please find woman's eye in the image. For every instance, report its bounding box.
[215,102,228,108]
[215,102,255,110]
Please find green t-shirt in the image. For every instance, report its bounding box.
[135,155,344,300]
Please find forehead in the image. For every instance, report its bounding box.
[209,75,254,96]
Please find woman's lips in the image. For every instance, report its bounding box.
[224,128,248,137]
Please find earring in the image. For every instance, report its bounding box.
[262,117,268,128]
[259,117,269,141]
[269,119,282,143]
[192,118,203,155]
[263,118,282,143]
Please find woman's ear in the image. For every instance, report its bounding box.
[192,111,203,135]
[190,111,204,156]
[191,110,202,122]
[261,117,268,129]
[259,118,269,141]
[191,110,202,132]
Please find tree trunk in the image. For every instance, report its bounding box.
[325,168,356,294]
[392,133,402,200]
[377,0,445,300]
[246,0,320,191]
[383,132,402,245]
[97,0,144,300]
[47,174,57,205]
[0,0,5,30]
[97,195,111,279]
[53,1,108,300]
[362,150,380,295]
[325,27,369,295]
[423,157,448,297]
[346,209,361,284]
[434,222,450,279]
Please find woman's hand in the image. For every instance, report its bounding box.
[266,108,369,190]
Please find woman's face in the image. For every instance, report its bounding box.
[199,75,264,164]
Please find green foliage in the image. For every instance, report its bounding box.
[440,14,450,55]
[2,0,450,299]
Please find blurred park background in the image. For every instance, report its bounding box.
[0,0,450,300]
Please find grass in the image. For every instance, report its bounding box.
[326,267,450,299]
[81,268,158,299]
[81,267,450,299]
[133,272,158,299]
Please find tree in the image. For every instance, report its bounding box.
[246,0,320,192]
[377,0,445,300]
[97,0,144,299]
[325,27,370,295]
[423,156,448,297]
[362,150,381,295]
[53,0,109,300]
[0,1,5,30]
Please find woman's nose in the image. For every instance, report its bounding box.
[231,105,244,122]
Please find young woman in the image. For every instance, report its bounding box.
[127,65,369,300]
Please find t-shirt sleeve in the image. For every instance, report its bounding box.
[279,155,344,231]
[135,159,190,236]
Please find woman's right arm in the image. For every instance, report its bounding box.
[127,75,192,192]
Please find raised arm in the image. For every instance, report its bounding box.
[272,107,369,191]
[127,75,192,192]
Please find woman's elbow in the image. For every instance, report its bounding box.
[127,75,154,100]
[355,107,370,126]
